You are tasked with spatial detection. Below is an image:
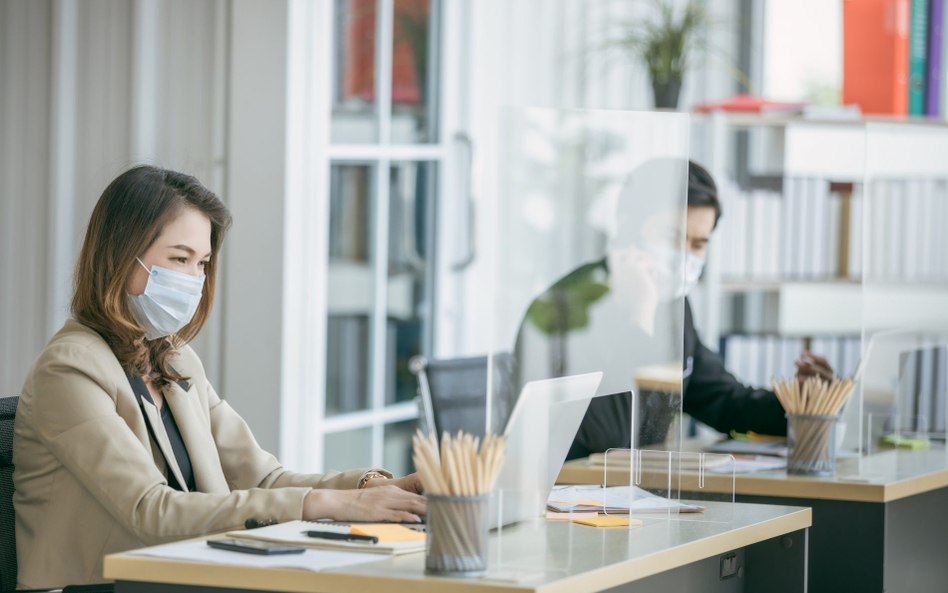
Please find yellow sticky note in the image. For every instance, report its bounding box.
[351,524,427,543]
[571,516,642,528]
[549,500,605,507]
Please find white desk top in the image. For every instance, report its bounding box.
[104,502,810,593]
[558,441,948,503]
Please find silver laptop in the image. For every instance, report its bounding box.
[488,371,604,528]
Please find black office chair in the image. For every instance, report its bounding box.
[410,354,518,438]
[0,395,112,593]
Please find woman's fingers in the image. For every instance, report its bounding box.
[398,472,425,494]
[391,497,426,515]
[386,510,422,524]
[376,484,425,502]
[383,494,427,514]
[368,485,426,515]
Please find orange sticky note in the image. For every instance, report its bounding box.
[571,516,642,528]
[350,524,427,543]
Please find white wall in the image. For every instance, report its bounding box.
[0,0,53,398]
[221,0,291,456]
[0,0,228,398]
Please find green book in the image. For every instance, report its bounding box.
[910,0,930,115]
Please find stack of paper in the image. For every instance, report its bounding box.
[704,439,788,458]
[547,486,703,514]
[706,455,787,474]
[228,521,426,555]
[586,450,735,471]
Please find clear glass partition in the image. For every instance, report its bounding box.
[483,107,691,527]
[845,123,948,471]
[840,329,948,479]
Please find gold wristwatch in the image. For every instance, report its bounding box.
[358,471,387,489]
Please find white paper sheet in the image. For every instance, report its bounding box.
[548,485,701,512]
[706,455,787,474]
[704,439,788,458]
[127,539,389,572]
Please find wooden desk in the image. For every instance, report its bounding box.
[105,502,810,593]
[558,444,948,593]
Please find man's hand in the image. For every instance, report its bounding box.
[795,351,833,382]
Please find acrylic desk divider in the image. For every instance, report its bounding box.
[844,122,948,479]
[483,104,692,514]
[480,107,690,573]
[856,413,934,478]
[867,413,929,456]
[486,487,569,579]
[601,448,736,526]
[839,329,948,479]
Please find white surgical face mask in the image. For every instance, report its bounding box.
[682,251,705,297]
[128,258,205,340]
[642,244,706,300]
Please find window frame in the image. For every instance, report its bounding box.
[283,0,460,473]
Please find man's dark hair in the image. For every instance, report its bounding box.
[688,160,721,229]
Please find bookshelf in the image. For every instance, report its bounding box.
[690,111,948,385]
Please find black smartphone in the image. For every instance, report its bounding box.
[207,538,305,555]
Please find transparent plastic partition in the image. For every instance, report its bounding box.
[601,448,737,525]
[482,106,690,539]
[866,413,929,455]
[845,122,948,475]
[842,330,948,478]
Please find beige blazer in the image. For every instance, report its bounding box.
[13,319,385,589]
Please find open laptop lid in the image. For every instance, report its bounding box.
[490,372,603,527]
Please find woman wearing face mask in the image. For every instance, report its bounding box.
[513,161,833,458]
[13,166,426,589]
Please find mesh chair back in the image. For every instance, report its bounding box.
[0,396,18,592]
[422,354,517,437]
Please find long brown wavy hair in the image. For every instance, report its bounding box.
[71,165,233,388]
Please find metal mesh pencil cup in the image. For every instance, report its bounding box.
[425,494,489,577]
[786,414,839,476]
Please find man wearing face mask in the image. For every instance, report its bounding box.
[513,161,833,459]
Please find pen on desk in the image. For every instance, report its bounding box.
[303,530,379,544]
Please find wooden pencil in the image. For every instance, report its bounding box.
[770,375,858,471]
[413,429,506,570]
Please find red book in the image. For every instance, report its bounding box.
[341,0,427,106]
[843,0,910,115]
[693,94,807,114]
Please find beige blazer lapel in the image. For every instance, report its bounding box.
[138,396,189,492]
[164,381,230,494]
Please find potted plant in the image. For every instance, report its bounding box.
[600,0,719,110]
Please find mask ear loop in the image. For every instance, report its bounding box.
[137,258,154,275]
